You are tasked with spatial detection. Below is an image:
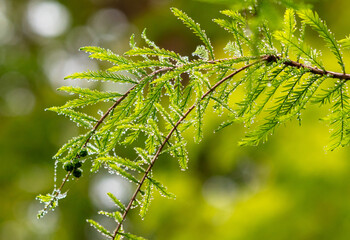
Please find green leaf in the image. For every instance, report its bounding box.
[107,192,126,212]
[57,86,123,109]
[119,232,147,240]
[126,47,184,63]
[147,119,164,144]
[96,156,145,173]
[129,33,136,48]
[64,70,138,84]
[339,35,350,49]
[46,107,97,128]
[98,210,123,223]
[283,9,297,41]
[53,134,87,159]
[109,163,139,184]
[80,46,129,65]
[323,83,350,151]
[274,31,325,70]
[220,10,246,25]
[135,147,152,164]
[148,177,176,199]
[139,178,153,219]
[160,140,187,155]
[171,7,214,60]
[277,75,327,122]
[313,81,345,105]
[108,60,172,72]
[154,102,178,131]
[260,22,275,51]
[297,9,345,73]
[213,18,250,46]
[281,8,296,56]
[141,29,158,49]
[192,45,209,61]
[239,121,279,146]
[87,219,113,238]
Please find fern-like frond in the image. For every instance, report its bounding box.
[119,232,147,240]
[139,178,153,219]
[274,31,325,70]
[148,177,176,199]
[108,60,173,72]
[281,8,296,56]
[297,9,345,73]
[324,83,350,150]
[64,70,138,84]
[80,46,129,65]
[53,134,88,159]
[220,10,246,25]
[87,219,113,238]
[171,7,214,59]
[40,7,350,240]
[125,47,184,63]
[57,86,123,109]
[95,156,145,173]
[107,192,126,212]
[339,35,350,49]
[46,107,97,128]
[213,18,250,47]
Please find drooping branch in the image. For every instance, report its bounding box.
[111,54,350,238]
[112,60,261,239]
[41,67,174,216]
[42,52,350,219]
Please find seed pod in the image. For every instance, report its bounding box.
[63,161,74,172]
[79,149,88,158]
[72,168,83,178]
[74,160,82,168]
[73,158,83,169]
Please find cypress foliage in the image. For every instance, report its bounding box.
[37,4,350,239]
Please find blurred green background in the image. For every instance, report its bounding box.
[1,0,350,239]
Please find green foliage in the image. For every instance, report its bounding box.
[171,7,215,60]
[297,9,345,73]
[87,219,113,238]
[107,192,126,212]
[339,35,350,49]
[46,107,97,129]
[38,5,350,240]
[139,178,153,219]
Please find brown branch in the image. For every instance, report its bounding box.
[264,55,350,80]
[111,60,260,239]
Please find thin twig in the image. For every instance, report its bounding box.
[264,55,350,80]
[112,60,260,239]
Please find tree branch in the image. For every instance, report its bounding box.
[112,60,260,239]
[264,55,350,80]
[42,67,174,216]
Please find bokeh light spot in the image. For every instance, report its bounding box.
[42,49,98,90]
[90,174,132,209]
[88,8,128,43]
[4,88,36,116]
[0,12,14,45]
[26,1,70,38]
[202,176,237,209]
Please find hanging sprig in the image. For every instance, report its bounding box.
[38,6,350,240]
